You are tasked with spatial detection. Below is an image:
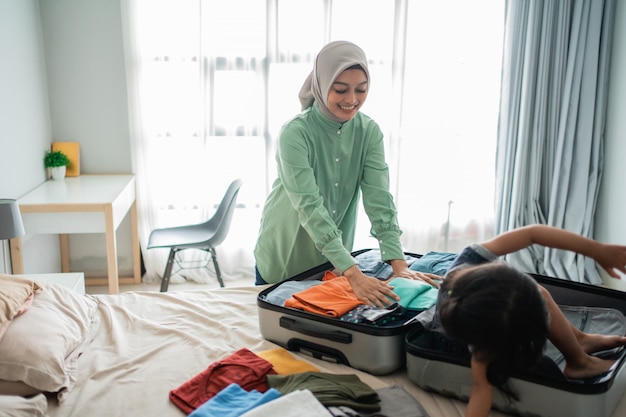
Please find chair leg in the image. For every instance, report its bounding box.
[209,247,225,288]
[160,249,177,292]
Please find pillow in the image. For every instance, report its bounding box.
[0,379,41,397]
[0,274,40,339]
[0,393,48,417]
[0,293,34,341]
[0,280,100,399]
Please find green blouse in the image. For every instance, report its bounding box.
[254,104,404,283]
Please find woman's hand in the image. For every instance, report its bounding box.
[343,265,399,307]
[390,259,441,288]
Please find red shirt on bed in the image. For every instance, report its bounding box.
[169,347,276,414]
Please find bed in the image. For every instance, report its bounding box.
[2,276,626,417]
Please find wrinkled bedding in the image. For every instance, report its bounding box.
[46,285,626,417]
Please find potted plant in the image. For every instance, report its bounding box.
[44,150,70,180]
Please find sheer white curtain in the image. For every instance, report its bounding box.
[393,1,504,254]
[120,0,504,285]
[495,0,616,284]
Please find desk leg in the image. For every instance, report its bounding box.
[8,238,24,274]
[59,234,70,272]
[104,204,120,294]
[130,201,141,284]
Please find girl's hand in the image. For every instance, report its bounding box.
[390,259,441,288]
[467,354,493,417]
[593,243,626,278]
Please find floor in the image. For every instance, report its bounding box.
[86,275,256,295]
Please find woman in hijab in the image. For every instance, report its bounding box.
[254,41,439,306]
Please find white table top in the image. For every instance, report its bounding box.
[17,273,85,295]
[11,174,141,293]
[18,175,135,207]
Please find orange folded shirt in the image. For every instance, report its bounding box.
[284,272,362,317]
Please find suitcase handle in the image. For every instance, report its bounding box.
[279,316,352,344]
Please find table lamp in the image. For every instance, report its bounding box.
[0,199,25,274]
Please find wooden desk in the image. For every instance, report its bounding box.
[9,175,141,294]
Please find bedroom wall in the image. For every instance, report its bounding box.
[0,0,134,277]
[0,0,56,273]
[36,0,135,278]
[595,0,626,291]
[1,0,625,288]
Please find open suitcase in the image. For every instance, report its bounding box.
[257,249,431,375]
[406,272,626,417]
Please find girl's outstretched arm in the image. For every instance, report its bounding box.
[481,225,626,278]
[466,354,493,417]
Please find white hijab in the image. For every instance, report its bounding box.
[298,41,370,123]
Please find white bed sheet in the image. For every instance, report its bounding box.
[46,285,626,417]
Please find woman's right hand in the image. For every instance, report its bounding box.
[342,265,400,307]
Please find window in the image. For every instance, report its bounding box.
[124,0,503,281]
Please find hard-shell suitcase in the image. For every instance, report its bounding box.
[257,249,429,375]
[405,272,626,417]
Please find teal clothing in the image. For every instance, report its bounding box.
[388,277,439,310]
[254,104,404,284]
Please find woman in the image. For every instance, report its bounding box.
[254,40,438,306]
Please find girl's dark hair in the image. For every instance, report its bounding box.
[438,263,549,401]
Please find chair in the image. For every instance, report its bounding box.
[147,179,243,292]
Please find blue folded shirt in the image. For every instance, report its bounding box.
[189,383,282,417]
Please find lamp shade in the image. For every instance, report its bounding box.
[0,199,25,240]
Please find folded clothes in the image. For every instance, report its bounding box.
[169,348,276,414]
[239,389,331,417]
[356,249,420,279]
[362,385,431,417]
[409,251,457,276]
[267,372,380,412]
[284,273,362,317]
[189,383,282,417]
[256,347,320,375]
[389,277,439,311]
[262,280,322,306]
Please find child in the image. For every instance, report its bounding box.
[435,224,626,417]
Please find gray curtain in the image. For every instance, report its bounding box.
[495,0,616,283]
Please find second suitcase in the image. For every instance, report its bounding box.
[405,273,626,417]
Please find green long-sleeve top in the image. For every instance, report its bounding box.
[254,104,404,284]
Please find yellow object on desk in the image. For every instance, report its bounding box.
[51,142,80,176]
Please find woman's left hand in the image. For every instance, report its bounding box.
[390,259,441,288]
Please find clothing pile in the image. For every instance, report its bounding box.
[261,250,457,325]
[169,347,429,417]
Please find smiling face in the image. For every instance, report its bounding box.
[326,68,368,122]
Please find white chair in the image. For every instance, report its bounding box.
[147,179,243,292]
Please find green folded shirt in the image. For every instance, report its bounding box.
[388,277,438,310]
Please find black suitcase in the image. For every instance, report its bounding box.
[405,273,626,417]
[257,249,431,375]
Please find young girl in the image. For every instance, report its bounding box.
[436,224,626,417]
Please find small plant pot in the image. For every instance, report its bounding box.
[50,166,66,180]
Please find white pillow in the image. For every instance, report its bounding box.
[0,275,40,340]
[0,281,99,399]
[0,393,48,417]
